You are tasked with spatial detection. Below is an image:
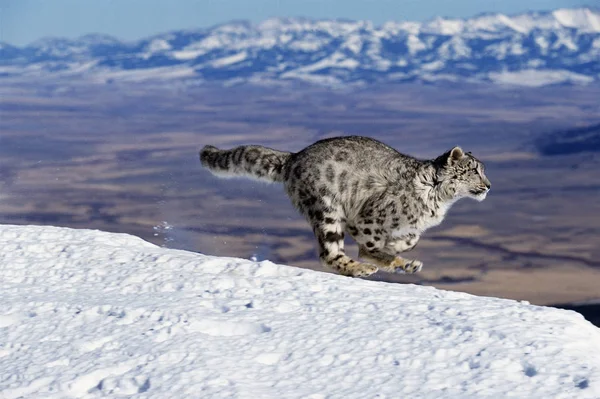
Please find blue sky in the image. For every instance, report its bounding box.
[0,0,594,45]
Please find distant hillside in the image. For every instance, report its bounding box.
[1,7,599,87]
[536,123,600,156]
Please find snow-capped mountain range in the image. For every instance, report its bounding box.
[1,8,599,87]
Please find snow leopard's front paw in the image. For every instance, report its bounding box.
[391,257,423,274]
[402,259,423,274]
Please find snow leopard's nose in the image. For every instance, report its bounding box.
[482,177,491,190]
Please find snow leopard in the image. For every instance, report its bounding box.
[199,136,491,278]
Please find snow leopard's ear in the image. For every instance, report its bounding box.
[435,146,465,168]
[448,146,464,164]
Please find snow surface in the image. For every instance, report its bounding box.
[1,224,600,398]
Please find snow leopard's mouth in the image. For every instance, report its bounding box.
[470,180,491,196]
[469,188,487,195]
[470,188,489,201]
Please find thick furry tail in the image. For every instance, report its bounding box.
[199,144,291,183]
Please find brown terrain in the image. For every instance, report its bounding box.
[1,80,599,306]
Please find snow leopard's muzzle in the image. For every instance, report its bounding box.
[469,179,491,201]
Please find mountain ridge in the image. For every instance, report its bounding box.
[1,7,599,87]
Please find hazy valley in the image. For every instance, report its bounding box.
[1,81,599,309]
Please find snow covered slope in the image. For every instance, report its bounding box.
[1,224,599,398]
[1,8,599,87]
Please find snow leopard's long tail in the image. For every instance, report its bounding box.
[200,144,292,183]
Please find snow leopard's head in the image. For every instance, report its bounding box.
[435,147,491,202]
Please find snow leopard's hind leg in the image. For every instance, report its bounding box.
[304,204,378,278]
[283,159,377,278]
[315,222,378,277]
[355,234,423,274]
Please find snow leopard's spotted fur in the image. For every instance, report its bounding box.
[200,136,491,278]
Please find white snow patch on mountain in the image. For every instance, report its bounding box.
[91,66,197,83]
[438,37,472,59]
[535,35,550,51]
[489,69,595,86]
[466,14,527,34]
[407,34,428,54]
[421,60,445,71]
[172,48,208,60]
[381,21,422,35]
[287,52,359,74]
[211,52,248,67]
[422,17,465,35]
[147,39,171,53]
[1,224,599,398]
[342,34,364,54]
[553,8,600,32]
[286,34,328,51]
[486,39,527,59]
